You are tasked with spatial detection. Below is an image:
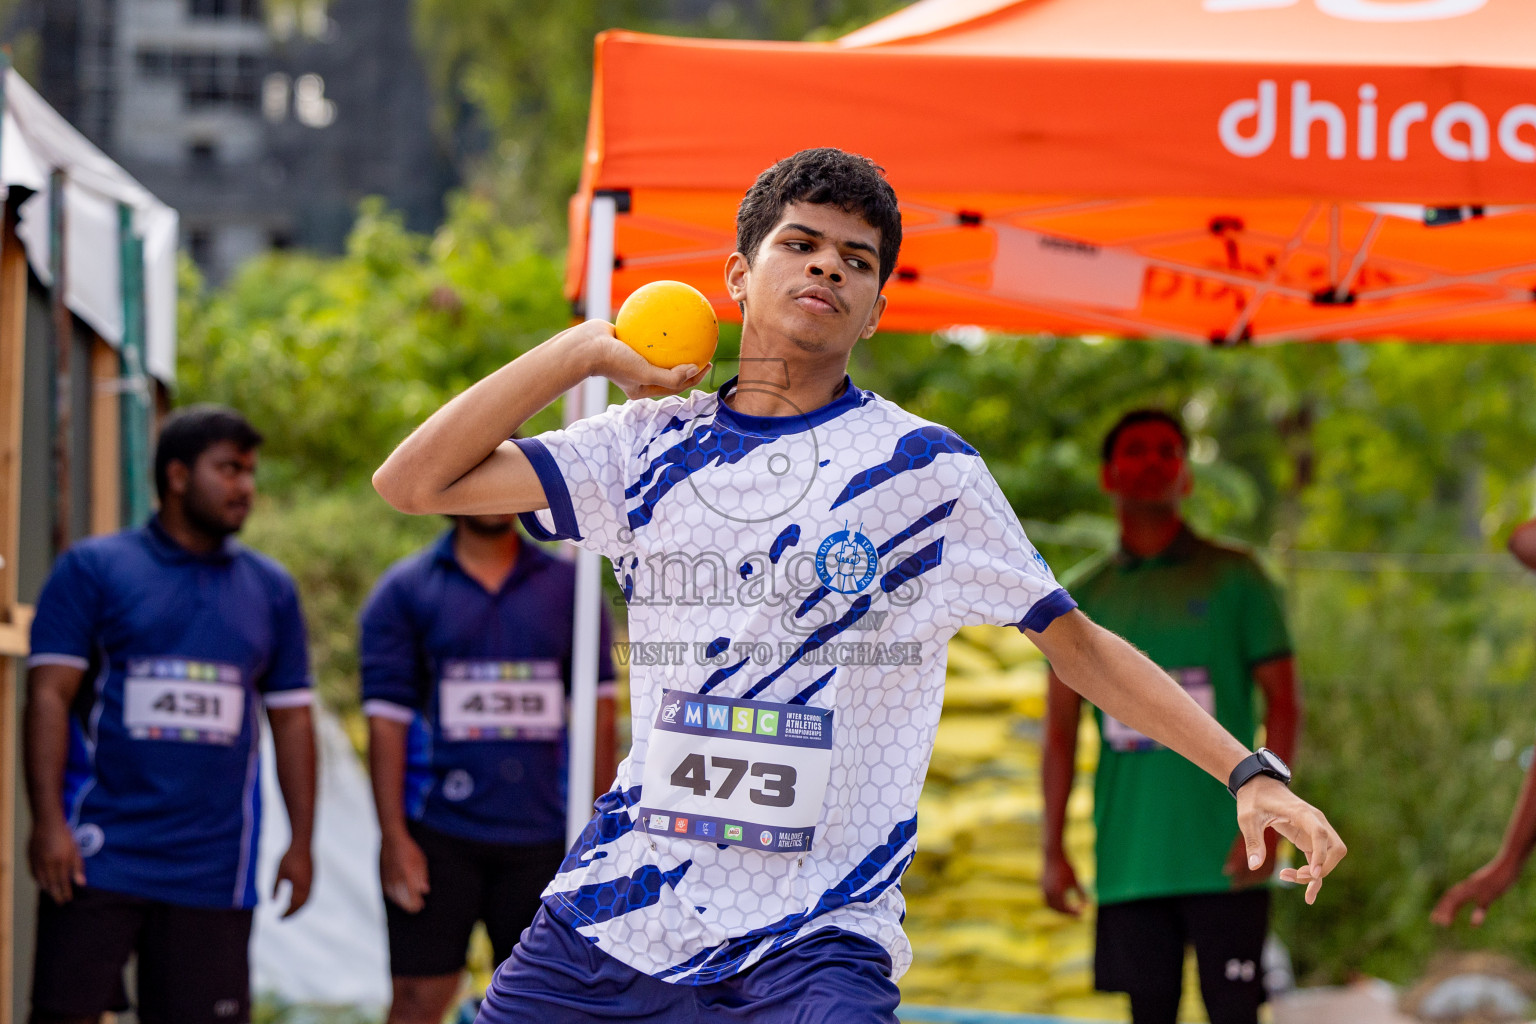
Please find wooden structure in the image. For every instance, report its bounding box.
[0,61,178,1022]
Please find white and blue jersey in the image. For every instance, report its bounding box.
[359,532,616,845]
[512,377,1074,984]
[27,518,312,910]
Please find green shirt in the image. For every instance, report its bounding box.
[1068,527,1291,905]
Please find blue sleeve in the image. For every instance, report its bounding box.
[28,548,104,668]
[259,572,312,701]
[359,572,427,714]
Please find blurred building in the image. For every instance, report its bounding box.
[23,0,457,282]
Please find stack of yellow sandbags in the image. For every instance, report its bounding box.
[899,624,1139,1020]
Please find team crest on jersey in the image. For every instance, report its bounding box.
[815,524,878,594]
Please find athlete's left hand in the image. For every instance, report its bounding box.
[274,844,314,918]
[1225,831,1280,888]
[1235,776,1346,905]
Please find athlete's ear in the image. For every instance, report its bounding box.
[860,293,888,339]
[725,252,750,305]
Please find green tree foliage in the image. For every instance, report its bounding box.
[180,195,571,493]
[179,195,573,711]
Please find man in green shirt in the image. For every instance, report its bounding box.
[1042,409,1300,1024]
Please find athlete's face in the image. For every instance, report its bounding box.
[172,440,258,537]
[726,202,887,361]
[1101,422,1191,507]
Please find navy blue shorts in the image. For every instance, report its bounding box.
[476,905,901,1024]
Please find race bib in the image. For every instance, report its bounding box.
[123,659,245,745]
[439,659,564,741]
[637,689,834,853]
[1104,667,1215,753]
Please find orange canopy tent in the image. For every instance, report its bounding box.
[557,0,1536,843]
[566,0,1536,344]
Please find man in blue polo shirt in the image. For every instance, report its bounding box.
[24,405,316,1024]
[361,513,616,1024]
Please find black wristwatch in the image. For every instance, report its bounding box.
[1227,747,1291,798]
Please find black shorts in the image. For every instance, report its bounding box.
[386,820,567,977]
[32,885,253,1024]
[1095,888,1270,1024]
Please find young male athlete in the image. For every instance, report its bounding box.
[360,513,617,1023]
[25,405,316,1024]
[1043,410,1300,1024]
[1431,516,1536,928]
[373,148,1345,1023]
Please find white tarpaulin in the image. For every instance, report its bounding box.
[253,709,391,1009]
[2,68,178,383]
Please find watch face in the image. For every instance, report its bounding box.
[1258,748,1292,780]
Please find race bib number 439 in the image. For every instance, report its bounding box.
[637,690,833,853]
[123,659,245,745]
[439,659,564,741]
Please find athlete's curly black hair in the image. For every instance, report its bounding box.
[735,148,903,290]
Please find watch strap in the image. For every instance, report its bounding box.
[1227,750,1289,798]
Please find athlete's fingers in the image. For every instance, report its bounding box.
[1268,805,1345,904]
[1236,809,1270,872]
[1471,905,1488,927]
[624,363,711,400]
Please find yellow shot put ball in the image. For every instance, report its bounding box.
[614,280,719,369]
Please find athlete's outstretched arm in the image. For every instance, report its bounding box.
[269,704,317,917]
[24,663,88,903]
[373,320,706,516]
[1028,610,1346,904]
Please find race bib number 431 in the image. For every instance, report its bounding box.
[637,690,833,853]
[123,659,245,745]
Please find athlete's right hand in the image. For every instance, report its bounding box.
[380,830,430,913]
[1043,853,1086,917]
[566,319,711,401]
[29,818,85,904]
